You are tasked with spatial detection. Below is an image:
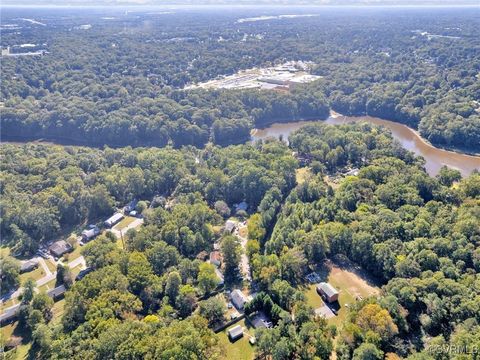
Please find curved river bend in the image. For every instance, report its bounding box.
[251,115,480,177]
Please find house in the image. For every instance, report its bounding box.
[0,304,20,325]
[47,284,66,300]
[231,289,248,310]
[104,213,124,228]
[49,240,73,258]
[20,259,39,273]
[317,282,339,303]
[224,220,236,233]
[227,325,243,341]
[81,227,100,242]
[250,312,272,329]
[209,250,222,267]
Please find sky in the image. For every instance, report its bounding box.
[2,0,479,6]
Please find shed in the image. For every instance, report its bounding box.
[227,325,243,341]
[47,284,66,300]
[316,282,339,303]
[20,259,39,273]
[104,213,124,228]
[49,240,73,258]
[231,289,248,310]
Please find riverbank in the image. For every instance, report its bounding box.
[252,112,480,177]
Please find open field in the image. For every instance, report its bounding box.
[19,266,46,284]
[45,259,57,273]
[38,278,56,293]
[62,244,82,264]
[218,318,255,360]
[113,216,137,231]
[304,257,381,326]
[1,298,18,312]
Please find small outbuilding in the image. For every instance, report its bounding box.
[104,213,124,228]
[231,289,248,310]
[227,325,243,341]
[49,240,73,258]
[47,284,66,300]
[317,282,339,303]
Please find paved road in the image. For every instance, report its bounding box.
[1,254,86,304]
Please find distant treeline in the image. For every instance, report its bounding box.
[1,8,479,149]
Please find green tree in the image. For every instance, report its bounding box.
[199,296,226,325]
[197,262,218,295]
[0,256,20,295]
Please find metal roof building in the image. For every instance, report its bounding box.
[316,282,339,303]
[104,213,124,228]
[227,325,243,341]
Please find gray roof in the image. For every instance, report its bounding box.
[0,304,20,323]
[228,325,243,338]
[82,228,98,239]
[47,284,66,298]
[20,259,38,271]
[317,282,339,297]
[49,240,72,256]
[105,212,124,225]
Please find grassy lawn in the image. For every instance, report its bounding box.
[70,264,83,279]
[19,266,46,284]
[218,319,255,360]
[1,298,18,312]
[45,259,57,273]
[62,245,82,264]
[38,278,56,293]
[113,216,136,231]
[1,321,31,360]
[303,284,325,309]
[51,299,66,325]
[303,258,381,328]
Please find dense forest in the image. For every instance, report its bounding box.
[1,122,479,359]
[1,7,479,149]
[1,6,480,360]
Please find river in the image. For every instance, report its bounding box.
[251,114,480,177]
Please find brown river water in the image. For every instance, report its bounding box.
[251,114,480,177]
